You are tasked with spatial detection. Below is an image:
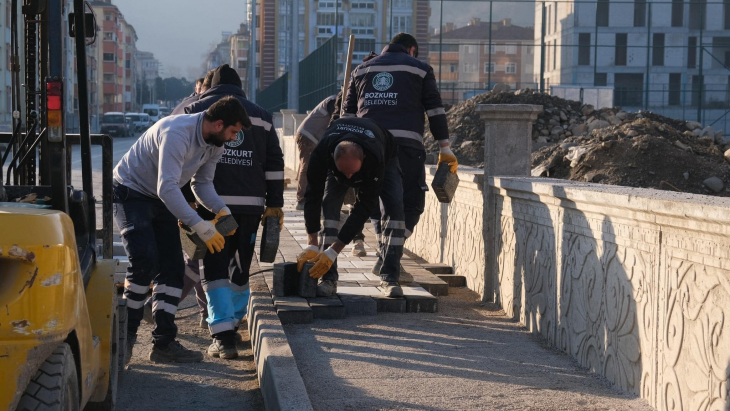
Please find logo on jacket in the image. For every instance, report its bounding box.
[364,130,375,138]
[372,72,394,91]
[227,130,245,148]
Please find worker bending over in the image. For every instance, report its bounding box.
[298,117,406,297]
[114,96,250,363]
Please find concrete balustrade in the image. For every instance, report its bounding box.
[272,107,730,409]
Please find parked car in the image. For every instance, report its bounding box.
[142,104,160,123]
[159,106,171,118]
[100,112,131,137]
[124,113,147,133]
[133,112,153,131]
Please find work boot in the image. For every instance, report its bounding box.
[295,201,305,211]
[379,281,403,298]
[352,239,367,257]
[207,339,238,360]
[142,299,153,324]
[199,315,207,330]
[124,334,137,366]
[149,340,204,363]
[317,279,338,297]
[371,257,383,274]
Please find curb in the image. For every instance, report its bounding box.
[247,274,313,411]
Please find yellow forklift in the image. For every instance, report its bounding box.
[0,1,119,410]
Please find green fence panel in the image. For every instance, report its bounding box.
[299,36,338,113]
[257,73,288,115]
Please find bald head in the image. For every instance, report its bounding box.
[334,140,364,179]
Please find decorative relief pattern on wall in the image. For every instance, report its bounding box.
[660,244,730,411]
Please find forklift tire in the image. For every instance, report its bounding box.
[86,312,119,411]
[16,343,80,411]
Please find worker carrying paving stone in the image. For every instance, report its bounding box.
[295,92,369,257]
[342,32,458,275]
[182,64,285,360]
[298,117,407,297]
[113,96,250,364]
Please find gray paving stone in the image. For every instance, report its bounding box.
[273,262,299,297]
[339,294,377,316]
[437,274,467,287]
[309,297,346,319]
[298,263,318,298]
[422,263,454,274]
[260,216,280,262]
[372,295,407,313]
[274,296,313,324]
[402,286,438,313]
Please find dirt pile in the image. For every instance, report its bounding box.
[427,89,730,196]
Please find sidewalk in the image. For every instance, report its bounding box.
[250,172,654,411]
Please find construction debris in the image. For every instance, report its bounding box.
[427,89,730,196]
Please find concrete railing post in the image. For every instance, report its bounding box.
[476,104,542,301]
[273,112,284,131]
[280,109,297,137]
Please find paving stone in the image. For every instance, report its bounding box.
[402,286,438,313]
[338,273,369,282]
[415,279,449,297]
[437,274,467,287]
[274,296,313,324]
[337,286,380,297]
[372,295,407,313]
[298,263,318,298]
[309,297,346,319]
[260,216,280,263]
[273,262,299,297]
[339,294,377,316]
[357,281,381,287]
[422,263,454,274]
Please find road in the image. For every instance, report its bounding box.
[74,132,265,411]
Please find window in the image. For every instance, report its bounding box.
[104,13,111,21]
[238,59,246,69]
[579,33,591,65]
[450,64,458,72]
[547,5,551,34]
[350,13,375,27]
[393,0,412,8]
[103,53,115,62]
[354,38,375,53]
[463,64,476,73]
[689,0,706,29]
[653,33,665,66]
[725,0,730,29]
[103,94,114,104]
[597,0,609,26]
[125,59,131,69]
[392,16,412,33]
[316,12,343,26]
[505,62,517,73]
[505,45,517,54]
[615,33,627,66]
[351,2,375,8]
[669,73,681,105]
[634,0,646,27]
[485,44,496,54]
[672,0,684,26]
[463,45,473,54]
[103,32,115,41]
[594,73,607,86]
[553,1,558,33]
[553,40,557,70]
[688,37,697,68]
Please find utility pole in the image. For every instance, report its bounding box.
[540,2,546,93]
[249,0,257,103]
[288,0,299,111]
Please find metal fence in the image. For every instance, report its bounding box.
[257,0,730,127]
[257,73,288,114]
[299,36,339,112]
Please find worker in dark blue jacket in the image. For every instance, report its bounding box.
[343,32,458,279]
[184,64,285,359]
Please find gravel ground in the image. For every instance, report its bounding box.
[116,295,264,411]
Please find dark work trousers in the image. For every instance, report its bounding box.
[296,134,316,203]
[321,159,405,282]
[180,256,208,318]
[371,146,426,246]
[113,184,184,347]
[200,213,259,341]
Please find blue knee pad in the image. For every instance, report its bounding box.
[205,287,234,327]
[231,288,250,321]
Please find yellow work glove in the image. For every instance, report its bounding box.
[297,245,319,272]
[213,207,236,236]
[262,207,284,231]
[191,220,226,253]
[307,247,339,279]
[438,146,458,174]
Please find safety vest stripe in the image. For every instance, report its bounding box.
[354,64,427,78]
[299,128,319,144]
[390,129,423,142]
[152,300,178,315]
[265,171,285,180]
[125,279,149,295]
[123,295,145,309]
[153,284,183,298]
[250,116,273,131]
[220,195,265,206]
[426,107,446,117]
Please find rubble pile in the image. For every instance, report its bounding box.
[427,88,730,196]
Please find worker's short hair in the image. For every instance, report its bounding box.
[196,77,204,86]
[204,96,252,129]
[334,139,364,162]
[390,33,418,57]
[201,70,215,91]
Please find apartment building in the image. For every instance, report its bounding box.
[536,0,730,109]
[205,32,233,73]
[0,1,25,130]
[250,0,430,90]
[89,0,138,114]
[229,23,251,92]
[135,50,159,105]
[429,18,534,102]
